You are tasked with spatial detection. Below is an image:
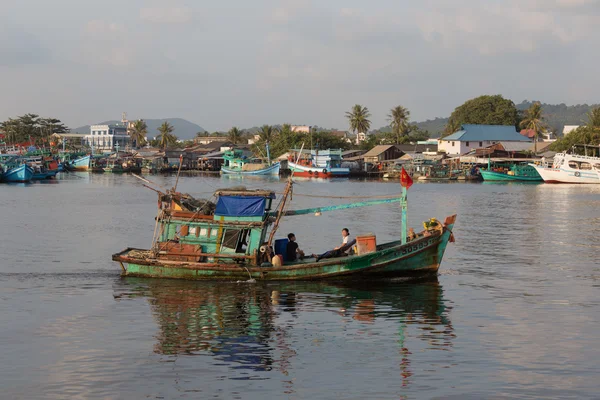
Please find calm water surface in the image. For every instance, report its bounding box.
[1,173,599,399]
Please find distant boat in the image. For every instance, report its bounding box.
[480,162,542,182]
[70,155,91,171]
[2,164,34,183]
[287,149,350,178]
[220,149,280,176]
[530,144,600,184]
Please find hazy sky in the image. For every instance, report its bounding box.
[1,0,599,131]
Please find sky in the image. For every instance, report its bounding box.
[1,0,599,131]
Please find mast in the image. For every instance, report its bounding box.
[267,177,292,246]
[401,186,407,245]
[266,141,271,165]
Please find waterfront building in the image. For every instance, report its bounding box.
[85,124,130,152]
[438,124,531,156]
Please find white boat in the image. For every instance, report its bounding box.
[530,145,600,184]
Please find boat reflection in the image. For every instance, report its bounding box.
[113,278,454,385]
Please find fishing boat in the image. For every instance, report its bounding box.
[480,161,542,182]
[113,172,456,281]
[530,144,600,184]
[287,149,350,178]
[70,155,91,171]
[1,163,34,183]
[221,149,280,176]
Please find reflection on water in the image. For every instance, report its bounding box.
[113,278,454,388]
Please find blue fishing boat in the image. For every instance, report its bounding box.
[70,155,91,171]
[221,148,280,176]
[2,164,34,183]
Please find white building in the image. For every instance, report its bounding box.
[85,124,130,152]
[291,125,311,133]
[438,124,531,156]
[355,132,367,144]
[563,125,579,136]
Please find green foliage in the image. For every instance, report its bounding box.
[380,124,430,145]
[358,134,379,150]
[156,121,177,150]
[1,114,68,145]
[129,119,148,148]
[387,105,410,143]
[519,102,547,153]
[346,104,371,134]
[227,126,243,145]
[549,107,600,152]
[443,95,520,137]
[517,100,600,134]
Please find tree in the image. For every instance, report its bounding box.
[0,114,68,145]
[519,102,547,153]
[388,105,410,144]
[345,104,371,136]
[443,95,520,137]
[129,119,148,148]
[549,106,600,152]
[257,124,278,143]
[156,121,177,150]
[227,126,243,145]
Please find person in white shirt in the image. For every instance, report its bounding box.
[334,228,352,255]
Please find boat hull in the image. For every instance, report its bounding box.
[531,164,600,184]
[114,217,456,281]
[220,162,281,176]
[480,170,542,182]
[2,165,34,182]
[31,170,59,180]
[71,155,91,171]
[288,161,349,178]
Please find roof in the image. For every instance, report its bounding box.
[497,141,534,152]
[529,141,553,153]
[361,145,396,158]
[520,129,536,139]
[394,144,438,153]
[443,124,530,142]
[342,149,365,156]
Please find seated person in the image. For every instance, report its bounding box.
[286,233,305,261]
[407,228,416,241]
[334,228,353,255]
[315,237,357,262]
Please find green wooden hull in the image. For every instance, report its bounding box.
[113,220,455,281]
[480,170,542,181]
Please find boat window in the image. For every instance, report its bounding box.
[221,229,240,250]
[189,226,197,236]
[580,162,592,170]
[236,229,251,253]
[568,161,578,169]
[593,164,600,170]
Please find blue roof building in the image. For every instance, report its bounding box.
[439,124,531,156]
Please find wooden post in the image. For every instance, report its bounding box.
[401,186,407,245]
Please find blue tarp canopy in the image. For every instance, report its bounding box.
[215,196,267,217]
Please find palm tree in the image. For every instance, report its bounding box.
[586,107,600,130]
[258,124,278,143]
[519,102,547,153]
[388,105,410,143]
[129,119,148,148]
[345,105,371,137]
[228,126,243,145]
[156,121,177,150]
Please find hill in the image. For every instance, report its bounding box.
[73,118,205,140]
[515,101,598,134]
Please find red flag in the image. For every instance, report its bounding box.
[400,166,413,189]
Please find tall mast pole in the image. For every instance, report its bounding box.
[401,186,407,245]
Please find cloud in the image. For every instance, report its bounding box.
[140,6,193,24]
[0,21,51,67]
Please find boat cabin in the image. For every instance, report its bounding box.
[158,189,276,262]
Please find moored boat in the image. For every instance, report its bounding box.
[530,145,600,184]
[113,173,456,281]
[220,149,280,176]
[1,164,34,183]
[287,149,350,178]
[480,162,542,182]
[70,155,91,171]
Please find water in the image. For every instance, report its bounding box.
[1,174,599,399]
